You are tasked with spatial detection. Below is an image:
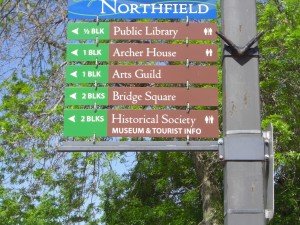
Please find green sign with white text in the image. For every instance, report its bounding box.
[66,44,109,61]
[63,109,219,138]
[66,65,109,84]
[67,22,110,40]
[65,87,108,106]
[64,109,107,137]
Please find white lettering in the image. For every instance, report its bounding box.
[112,91,142,104]
[100,1,211,16]
[112,69,131,79]
[101,0,117,14]
[146,48,176,58]
[112,48,143,57]
[135,69,161,79]
[161,114,196,128]
[81,116,104,123]
[112,127,144,134]
[118,4,130,13]
[144,91,176,105]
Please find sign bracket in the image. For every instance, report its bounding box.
[217,126,273,163]
[58,141,219,152]
[218,133,266,161]
[186,102,190,113]
[218,125,275,220]
[216,31,264,57]
[96,36,99,46]
[263,124,275,220]
[186,81,190,90]
[186,59,190,67]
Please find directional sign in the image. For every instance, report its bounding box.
[66,44,218,62]
[66,44,109,61]
[66,65,109,84]
[68,0,217,20]
[65,87,218,106]
[68,22,110,40]
[66,65,218,84]
[67,22,217,40]
[64,109,219,138]
[65,87,108,106]
[64,109,107,137]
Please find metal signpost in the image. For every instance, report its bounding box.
[60,0,275,224]
[218,0,274,224]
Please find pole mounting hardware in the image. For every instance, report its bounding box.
[216,31,264,57]
[263,124,275,220]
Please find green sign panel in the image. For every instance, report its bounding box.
[66,44,109,61]
[67,22,110,40]
[66,65,109,84]
[65,87,108,106]
[64,109,107,137]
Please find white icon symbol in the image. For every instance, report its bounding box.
[205,116,214,124]
[210,116,214,124]
[204,28,213,36]
[205,49,213,57]
[71,49,78,56]
[72,28,79,35]
[68,116,76,123]
[205,116,209,124]
[70,71,78,78]
[70,93,77,100]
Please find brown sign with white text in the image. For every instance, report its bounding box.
[110,44,217,61]
[108,65,218,84]
[107,110,219,138]
[108,87,218,106]
[110,22,217,40]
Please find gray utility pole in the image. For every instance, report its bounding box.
[220,0,267,224]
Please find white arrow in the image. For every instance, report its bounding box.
[70,93,77,100]
[70,71,78,78]
[72,28,79,35]
[68,116,76,123]
[71,49,78,56]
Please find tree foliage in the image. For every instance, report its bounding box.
[102,153,205,225]
[0,1,119,224]
[258,0,300,224]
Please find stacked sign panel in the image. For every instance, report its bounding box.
[65,0,218,139]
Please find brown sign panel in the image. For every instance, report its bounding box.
[109,44,217,62]
[108,65,218,84]
[107,110,219,138]
[110,22,217,40]
[108,87,218,106]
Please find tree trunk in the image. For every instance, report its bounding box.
[193,152,223,225]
